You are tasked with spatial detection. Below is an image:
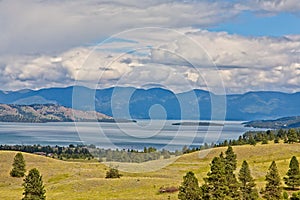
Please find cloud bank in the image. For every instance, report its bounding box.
[0,0,299,94]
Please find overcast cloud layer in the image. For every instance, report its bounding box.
[0,0,299,94]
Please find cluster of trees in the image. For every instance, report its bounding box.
[180,128,300,155]
[93,147,181,163]
[0,144,93,160]
[10,153,46,199]
[178,146,300,200]
[0,144,181,163]
[217,128,300,147]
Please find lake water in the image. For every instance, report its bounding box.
[0,121,264,151]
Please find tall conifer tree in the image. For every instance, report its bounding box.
[205,153,229,199]
[262,161,282,200]
[178,171,201,200]
[10,152,26,177]
[225,146,240,199]
[284,156,300,190]
[22,168,46,200]
[238,160,258,200]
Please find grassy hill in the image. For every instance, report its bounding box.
[1,143,300,199]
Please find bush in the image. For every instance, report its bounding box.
[105,167,122,179]
[283,191,289,199]
[159,186,179,194]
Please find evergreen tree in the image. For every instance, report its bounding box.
[225,146,237,170]
[274,135,280,144]
[290,191,300,200]
[248,135,257,146]
[204,154,229,199]
[238,160,258,200]
[225,146,240,199]
[22,168,46,200]
[284,156,300,190]
[10,152,26,177]
[178,171,201,200]
[262,161,282,200]
[288,129,298,143]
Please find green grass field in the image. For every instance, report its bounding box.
[1,142,300,199]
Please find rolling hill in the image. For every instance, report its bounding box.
[1,143,300,199]
[244,116,300,128]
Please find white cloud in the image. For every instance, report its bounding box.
[1,27,300,93]
[242,0,300,13]
[0,0,300,93]
[0,0,240,55]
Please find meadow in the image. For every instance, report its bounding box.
[1,142,300,199]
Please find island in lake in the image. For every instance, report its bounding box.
[172,122,224,126]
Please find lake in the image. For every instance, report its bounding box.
[0,121,264,151]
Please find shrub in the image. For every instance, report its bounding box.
[159,186,179,193]
[105,166,122,179]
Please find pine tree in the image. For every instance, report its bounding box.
[284,156,300,190]
[238,160,258,200]
[248,135,257,146]
[262,161,282,200]
[10,152,26,177]
[225,146,240,199]
[22,168,46,200]
[204,153,229,199]
[288,129,298,143]
[178,171,201,200]
[225,146,237,171]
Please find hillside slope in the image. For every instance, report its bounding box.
[0,104,111,122]
[244,116,300,128]
[1,143,300,199]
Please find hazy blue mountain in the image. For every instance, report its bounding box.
[0,86,299,120]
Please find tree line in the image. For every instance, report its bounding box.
[179,146,300,200]
[93,147,181,163]
[217,128,300,147]
[0,144,93,160]
[1,144,181,163]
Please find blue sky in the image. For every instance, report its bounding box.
[209,11,300,37]
[0,0,299,93]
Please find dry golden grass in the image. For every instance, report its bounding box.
[1,142,300,199]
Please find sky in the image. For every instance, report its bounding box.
[0,0,300,94]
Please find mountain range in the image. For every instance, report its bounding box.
[0,86,299,120]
